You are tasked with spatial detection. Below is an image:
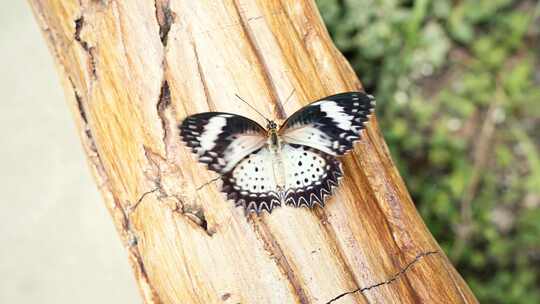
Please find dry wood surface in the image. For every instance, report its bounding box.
[29,0,479,303]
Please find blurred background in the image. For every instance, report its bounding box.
[1,1,538,303]
[318,0,540,303]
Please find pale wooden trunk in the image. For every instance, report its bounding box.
[29,1,478,303]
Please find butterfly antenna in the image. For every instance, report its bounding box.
[234,94,271,123]
[282,88,296,107]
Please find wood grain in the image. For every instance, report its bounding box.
[28,0,478,303]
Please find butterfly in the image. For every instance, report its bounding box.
[179,92,375,214]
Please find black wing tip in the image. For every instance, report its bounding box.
[364,94,376,110]
[323,90,375,101]
[316,91,376,118]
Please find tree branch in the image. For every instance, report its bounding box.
[28,1,478,303]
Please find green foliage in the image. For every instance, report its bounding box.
[317,0,540,302]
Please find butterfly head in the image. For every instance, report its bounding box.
[266,120,278,130]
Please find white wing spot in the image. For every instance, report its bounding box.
[199,156,212,162]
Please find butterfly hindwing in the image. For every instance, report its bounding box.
[281,144,343,208]
[220,144,343,213]
[179,112,266,174]
[280,92,375,155]
[221,147,282,214]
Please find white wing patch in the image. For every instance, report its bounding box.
[221,148,281,213]
[281,125,336,156]
[231,148,277,194]
[281,144,343,207]
[320,101,354,130]
[198,115,230,152]
[282,144,327,189]
[221,135,266,172]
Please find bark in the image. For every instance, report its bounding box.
[29,1,478,303]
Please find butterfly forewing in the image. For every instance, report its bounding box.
[179,112,266,174]
[280,92,375,155]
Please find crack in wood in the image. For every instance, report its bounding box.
[343,153,421,298]
[154,0,178,156]
[191,40,216,110]
[154,0,175,46]
[157,80,171,112]
[74,16,88,49]
[195,176,221,191]
[130,176,213,238]
[130,188,160,212]
[69,77,97,152]
[325,251,439,304]
[74,85,88,124]
[74,16,97,79]
[156,80,172,147]
[142,146,215,236]
[180,205,212,235]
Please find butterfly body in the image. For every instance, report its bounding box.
[264,122,284,190]
[266,122,281,153]
[179,92,375,214]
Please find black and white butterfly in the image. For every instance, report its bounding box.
[179,92,375,214]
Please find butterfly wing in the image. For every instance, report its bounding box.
[221,147,282,214]
[280,144,342,208]
[279,92,375,156]
[179,112,266,174]
[220,144,343,213]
